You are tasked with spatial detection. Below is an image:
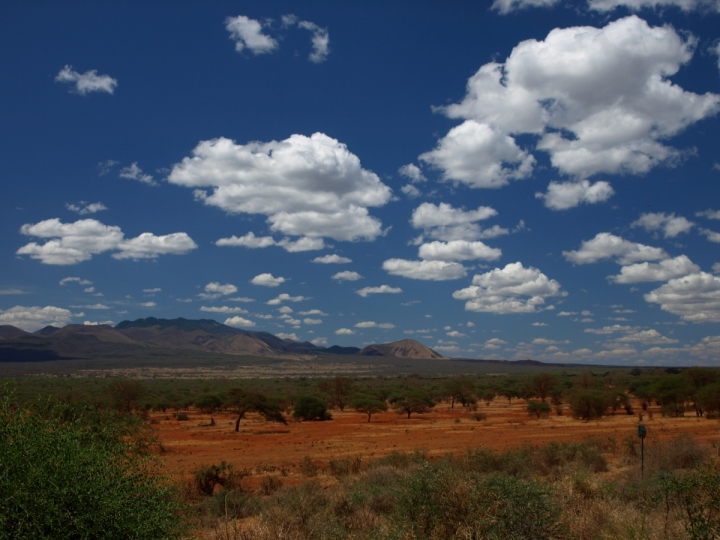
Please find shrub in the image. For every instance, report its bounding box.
[568,390,610,420]
[661,465,720,540]
[192,461,242,496]
[0,396,181,539]
[300,456,318,477]
[293,395,331,421]
[176,412,189,421]
[527,400,552,418]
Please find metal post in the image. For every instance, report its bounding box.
[638,424,646,478]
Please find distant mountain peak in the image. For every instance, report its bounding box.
[357,339,444,359]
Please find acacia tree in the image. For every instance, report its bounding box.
[350,395,388,422]
[107,380,146,412]
[444,376,477,409]
[529,373,558,402]
[226,388,286,432]
[391,391,435,419]
[317,377,354,411]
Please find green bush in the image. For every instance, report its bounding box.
[527,400,552,418]
[394,463,564,539]
[0,396,182,539]
[292,395,331,421]
[661,465,720,540]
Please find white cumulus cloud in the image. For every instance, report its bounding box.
[410,202,502,242]
[224,316,256,328]
[335,328,355,335]
[312,254,351,264]
[399,163,427,183]
[168,133,392,242]
[434,16,720,180]
[216,232,325,252]
[16,219,196,265]
[200,306,248,314]
[563,233,667,265]
[420,121,535,189]
[55,65,117,95]
[383,259,467,281]
[418,240,502,262]
[453,262,565,314]
[267,293,307,305]
[225,15,278,55]
[0,305,75,331]
[536,180,614,210]
[356,285,402,297]
[588,0,720,12]
[610,255,700,283]
[332,271,363,282]
[631,212,694,237]
[645,272,720,322]
[251,273,285,287]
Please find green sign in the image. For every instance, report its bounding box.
[638,424,647,438]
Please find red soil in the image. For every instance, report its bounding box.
[153,399,720,484]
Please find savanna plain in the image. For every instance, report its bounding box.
[3,359,720,539]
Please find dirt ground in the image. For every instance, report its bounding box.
[152,399,720,486]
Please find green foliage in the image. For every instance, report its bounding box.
[191,461,242,496]
[193,393,223,413]
[395,464,564,539]
[293,395,330,421]
[568,389,610,420]
[527,400,551,418]
[226,388,286,431]
[350,394,388,422]
[0,396,181,539]
[391,390,435,418]
[661,466,720,540]
[317,376,355,411]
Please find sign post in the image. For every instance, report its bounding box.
[638,424,647,477]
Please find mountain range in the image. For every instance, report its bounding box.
[0,317,444,362]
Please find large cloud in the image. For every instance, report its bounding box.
[0,305,75,331]
[429,16,719,202]
[610,255,700,283]
[645,272,720,322]
[16,219,196,264]
[453,262,565,313]
[419,121,535,188]
[383,259,467,281]
[563,232,667,265]
[168,133,392,242]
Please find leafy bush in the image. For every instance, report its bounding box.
[527,400,552,418]
[661,465,720,540]
[192,461,242,496]
[292,395,331,421]
[568,390,610,420]
[0,396,181,539]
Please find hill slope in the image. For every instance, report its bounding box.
[357,339,445,359]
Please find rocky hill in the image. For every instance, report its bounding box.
[357,339,445,359]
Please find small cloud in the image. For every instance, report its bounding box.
[55,65,117,95]
[224,316,256,328]
[303,318,322,325]
[447,330,465,337]
[251,273,285,287]
[227,296,255,303]
[200,306,248,314]
[97,160,118,176]
[401,184,422,198]
[143,288,161,293]
[332,271,363,282]
[399,163,427,183]
[335,328,355,335]
[0,288,26,295]
[311,337,328,346]
[226,15,279,55]
[557,311,577,316]
[356,285,402,297]
[532,322,548,327]
[312,254,351,264]
[298,20,330,63]
[267,293,307,305]
[119,163,157,186]
[70,303,110,310]
[84,320,114,326]
[139,302,156,308]
[66,202,107,215]
[60,277,92,286]
[277,332,300,341]
[199,282,237,299]
[299,309,328,316]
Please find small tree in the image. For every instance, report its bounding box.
[391,391,435,419]
[350,395,388,422]
[568,390,610,420]
[107,379,146,412]
[194,393,223,414]
[226,388,287,432]
[527,400,551,419]
[529,373,558,402]
[317,377,354,411]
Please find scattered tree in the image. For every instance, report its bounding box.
[391,391,435,419]
[350,394,388,422]
[317,377,355,411]
[226,388,287,432]
[527,400,551,419]
[293,395,331,421]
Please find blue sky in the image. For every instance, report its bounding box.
[2,0,720,365]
